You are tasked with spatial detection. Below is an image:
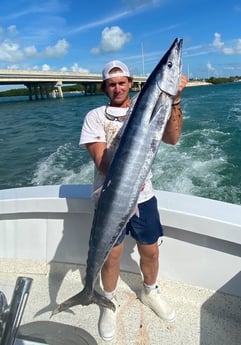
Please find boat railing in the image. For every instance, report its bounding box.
[0,277,32,345]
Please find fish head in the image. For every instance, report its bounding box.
[157,38,183,97]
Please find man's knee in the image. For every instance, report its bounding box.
[138,242,159,262]
[103,243,124,269]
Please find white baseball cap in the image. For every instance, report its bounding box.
[102,60,131,80]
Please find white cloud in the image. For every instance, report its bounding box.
[212,32,241,55]
[0,39,39,63]
[60,63,89,73]
[6,64,20,70]
[123,0,160,7]
[42,64,51,71]
[0,23,70,65]
[70,12,129,34]
[207,62,215,71]
[24,45,37,57]
[212,33,224,50]
[0,40,22,62]
[70,63,89,73]
[71,0,161,35]
[44,39,69,58]
[222,39,241,55]
[7,25,18,36]
[91,26,131,54]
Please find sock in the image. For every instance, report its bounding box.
[144,282,158,290]
[104,289,116,300]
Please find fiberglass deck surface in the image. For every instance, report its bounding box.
[0,263,241,345]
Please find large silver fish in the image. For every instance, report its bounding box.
[52,38,182,316]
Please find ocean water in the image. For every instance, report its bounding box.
[0,83,241,205]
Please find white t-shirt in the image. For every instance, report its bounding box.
[79,105,154,204]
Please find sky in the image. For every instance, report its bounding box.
[0,0,241,86]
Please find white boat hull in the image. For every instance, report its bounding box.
[1,184,241,345]
[0,184,240,297]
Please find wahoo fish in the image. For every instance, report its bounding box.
[52,38,182,316]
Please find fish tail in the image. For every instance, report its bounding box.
[92,289,116,311]
[51,287,115,317]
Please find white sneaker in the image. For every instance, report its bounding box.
[98,299,117,341]
[140,285,175,322]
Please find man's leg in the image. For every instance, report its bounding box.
[99,242,124,341]
[101,242,124,292]
[137,242,159,285]
[137,241,175,322]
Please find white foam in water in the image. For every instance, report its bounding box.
[32,128,231,203]
[1,84,241,205]
[152,127,228,201]
[32,143,94,186]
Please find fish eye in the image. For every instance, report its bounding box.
[167,61,173,68]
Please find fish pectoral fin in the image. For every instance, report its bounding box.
[92,186,103,205]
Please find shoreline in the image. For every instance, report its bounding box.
[187,80,212,87]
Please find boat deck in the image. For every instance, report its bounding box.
[1,263,241,345]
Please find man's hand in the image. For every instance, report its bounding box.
[173,75,188,103]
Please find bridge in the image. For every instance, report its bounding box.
[0,69,147,100]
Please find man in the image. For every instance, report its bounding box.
[80,60,187,341]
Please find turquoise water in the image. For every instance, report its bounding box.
[0,83,241,205]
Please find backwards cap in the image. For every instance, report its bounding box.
[102,60,130,81]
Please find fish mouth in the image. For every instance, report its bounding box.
[156,38,183,96]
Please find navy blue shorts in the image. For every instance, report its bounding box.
[115,196,163,246]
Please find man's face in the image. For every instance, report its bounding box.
[104,76,132,107]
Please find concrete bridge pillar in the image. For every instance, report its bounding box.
[39,85,45,100]
[83,83,96,95]
[25,82,59,100]
[57,85,63,98]
[25,83,40,100]
[56,81,63,98]
[28,85,33,101]
[52,89,57,98]
[33,85,39,100]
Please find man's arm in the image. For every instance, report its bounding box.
[162,102,183,145]
[85,142,109,176]
[162,75,187,145]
